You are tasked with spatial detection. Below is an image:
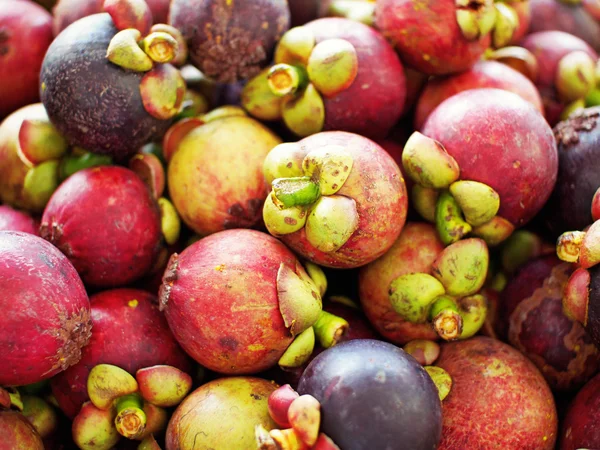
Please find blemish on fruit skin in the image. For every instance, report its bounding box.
[214,264,226,272]
[128,299,138,308]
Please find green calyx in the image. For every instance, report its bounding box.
[243,28,360,137]
[424,366,452,401]
[435,190,472,246]
[491,2,518,49]
[389,273,446,323]
[455,0,497,41]
[278,327,316,369]
[263,144,358,253]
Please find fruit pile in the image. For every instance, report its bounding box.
[4,0,600,448]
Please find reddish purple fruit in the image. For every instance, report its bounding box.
[169,0,291,82]
[375,0,492,75]
[506,260,600,390]
[529,0,600,52]
[422,88,558,228]
[0,410,44,449]
[0,231,92,386]
[414,60,544,130]
[159,229,320,374]
[436,337,558,449]
[52,0,171,35]
[51,288,192,418]
[560,372,600,449]
[40,166,162,288]
[0,0,53,119]
[359,222,443,345]
[0,205,38,235]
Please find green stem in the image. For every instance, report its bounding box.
[114,394,147,440]
[272,176,321,208]
[313,310,349,348]
[430,296,463,341]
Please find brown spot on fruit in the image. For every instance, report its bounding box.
[554,109,600,147]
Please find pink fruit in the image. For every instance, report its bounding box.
[0,231,91,386]
[421,88,558,227]
[436,336,558,449]
[375,0,492,75]
[414,60,543,130]
[359,222,443,345]
[40,166,162,288]
[0,0,53,119]
[51,288,192,418]
[159,229,321,374]
[0,205,38,235]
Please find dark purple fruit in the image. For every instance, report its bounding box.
[544,107,600,236]
[297,339,442,450]
[40,14,173,160]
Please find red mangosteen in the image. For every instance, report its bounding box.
[40,166,162,288]
[297,339,442,450]
[52,0,171,36]
[436,336,558,449]
[359,222,444,345]
[159,229,328,375]
[241,17,406,140]
[560,372,600,449]
[374,0,495,75]
[0,231,91,387]
[40,12,186,160]
[261,131,408,269]
[169,0,290,83]
[521,31,598,126]
[405,88,557,246]
[166,113,282,236]
[529,0,600,52]
[50,288,192,419]
[0,0,53,120]
[545,107,600,236]
[414,60,543,130]
[0,205,38,235]
[504,259,600,390]
[359,222,491,343]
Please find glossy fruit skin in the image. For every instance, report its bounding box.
[280,131,408,269]
[168,116,281,236]
[304,17,407,140]
[436,337,558,449]
[169,0,290,83]
[40,14,173,159]
[359,222,442,345]
[506,261,600,391]
[520,31,598,126]
[529,0,600,52]
[375,0,491,75]
[422,88,558,228]
[544,107,600,237]
[50,288,192,418]
[166,377,277,450]
[0,410,44,450]
[297,339,442,450]
[159,229,298,374]
[52,0,171,36]
[560,373,600,449]
[0,205,38,235]
[414,61,543,130]
[0,104,50,212]
[40,166,162,288]
[0,231,91,386]
[0,0,53,119]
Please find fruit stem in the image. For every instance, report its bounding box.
[313,310,349,348]
[272,176,321,208]
[430,296,463,341]
[268,63,309,97]
[114,393,147,439]
[556,230,586,263]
